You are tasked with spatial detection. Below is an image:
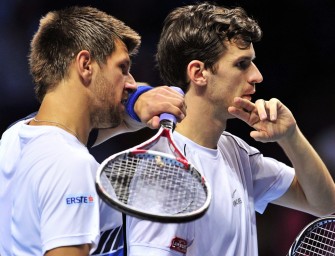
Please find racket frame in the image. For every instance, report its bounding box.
[287,215,335,256]
[95,123,211,223]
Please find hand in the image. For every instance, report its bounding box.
[228,97,297,143]
[134,86,186,129]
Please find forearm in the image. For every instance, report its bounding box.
[278,126,335,215]
[45,244,90,256]
[92,114,145,146]
[91,85,186,147]
[92,85,152,147]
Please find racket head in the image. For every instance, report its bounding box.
[96,148,211,223]
[287,215,335,256]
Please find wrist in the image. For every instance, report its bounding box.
[126,85,153,122]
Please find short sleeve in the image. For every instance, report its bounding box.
[37,148,100,253]
[252,156,295,213]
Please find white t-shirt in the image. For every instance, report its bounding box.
[126,131,295,256]
[0,120,123,256]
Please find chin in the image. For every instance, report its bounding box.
[109,114,122,128]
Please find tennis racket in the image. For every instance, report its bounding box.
[95,86,211,222]
[287,215,335,256]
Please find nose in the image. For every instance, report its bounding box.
[125,73,137,90]
[249,62,263,84]
[128,73,136,84]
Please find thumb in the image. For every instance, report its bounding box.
[146,116,161,129]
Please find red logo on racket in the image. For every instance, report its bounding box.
[170,237,187,254]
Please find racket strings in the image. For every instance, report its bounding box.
[294,222,335,256]
[102,153,208,215]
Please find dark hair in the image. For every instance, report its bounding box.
[29,6,141,102]
[156,2,262,91]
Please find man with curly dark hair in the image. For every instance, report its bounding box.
[124,2,335,255]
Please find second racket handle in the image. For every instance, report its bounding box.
[160,86,185,124]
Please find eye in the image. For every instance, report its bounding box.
[120,64,129,75]
[236,59,251,70]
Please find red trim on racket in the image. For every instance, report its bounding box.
[95,87,211,222]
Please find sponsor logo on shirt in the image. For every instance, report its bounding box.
[233,197,242,207]
[170,237,187,254]
[232,189,242,207]
[65,195,94,205]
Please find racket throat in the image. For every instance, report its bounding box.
[161,120,175,130]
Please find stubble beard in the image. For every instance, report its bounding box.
[91,72,123,129]
[90,101,122,129]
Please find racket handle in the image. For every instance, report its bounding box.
[160,86,185,125]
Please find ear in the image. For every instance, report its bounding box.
[76,50,93,86]
[187,60,207,87]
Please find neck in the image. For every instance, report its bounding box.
[175,92,227,149]
[33,87,91,146]
[175,115,225,149]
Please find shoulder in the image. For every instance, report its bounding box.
[22,129,98,179]
[219,131,260,156]
[6,112,37,129]
[43,132,96,168]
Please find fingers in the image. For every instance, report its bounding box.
[229,97,297,143]
[228,97,256,124]
[230,97,279,123]
[146,116,161,129]
[227,105,251,123]
[268,98,278,121]
[255,98,278,121]
[255,99,267,120]
[134,86,186,125]
[150,86,186,121]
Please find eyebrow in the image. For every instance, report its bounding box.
[236,55,256,62]
[126,59,132,70]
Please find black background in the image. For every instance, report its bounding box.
[1,1,334,255]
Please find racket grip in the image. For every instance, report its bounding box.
[160,86,185,124]
[126,85,153,122]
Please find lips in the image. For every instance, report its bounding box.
[121,88,136,106]
[121,91,129,105]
